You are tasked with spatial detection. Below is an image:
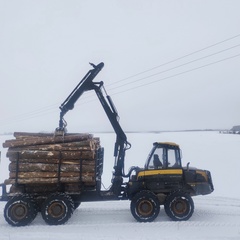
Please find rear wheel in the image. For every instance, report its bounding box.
[164,191,194,221]
[41,193,74,225]
[130,191,160,222]
[73,201,81,209]
[4,195,37,226]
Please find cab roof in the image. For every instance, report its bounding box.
[153,142,180,148]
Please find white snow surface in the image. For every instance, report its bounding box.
[0,131,240,240]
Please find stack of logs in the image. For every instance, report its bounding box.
[2,132,100,188]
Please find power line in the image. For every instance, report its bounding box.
[109,53,240,96]
[0,107,59,127]
[107,33,240,87]
[1,34,240,127]
[0,102,59,124]
[2,52,240,126]
[107,43,240,91]
[74,39,240,105]
[72,52,240,106]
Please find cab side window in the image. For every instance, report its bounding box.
[167,149,181,168]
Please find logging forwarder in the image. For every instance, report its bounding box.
[0,62,214,226]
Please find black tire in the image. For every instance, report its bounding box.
[4,195,37,227]
[164,191,194,221]
[130,191,160,222]
[73,201,81,210]
[41,193,74,225]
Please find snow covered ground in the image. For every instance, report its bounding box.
[0,131,240,240]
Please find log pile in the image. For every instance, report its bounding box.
[2,132,100,189]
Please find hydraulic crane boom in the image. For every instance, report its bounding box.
[58,62,104,129]
[57,62,131,195]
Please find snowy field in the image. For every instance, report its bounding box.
[0,131,240,240]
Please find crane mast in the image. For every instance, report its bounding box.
[57,62,131,195]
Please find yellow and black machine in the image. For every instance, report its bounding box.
[127,142,214,222]
[0,63,214,226]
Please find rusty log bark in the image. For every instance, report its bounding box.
[9,141,94,151]
[13,132,85,138]
[14,132,56,138]
[9,158,95,165]
[9,163,95,172]
[9,171,93,178]
[7,150,95,160]
[5,175,95,184]
[3,133,93,148]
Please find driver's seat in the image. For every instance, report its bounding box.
[153,154,162,169]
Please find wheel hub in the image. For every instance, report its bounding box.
[11,204,27,220]
[173,199,187,214]
[48,202,65,218]
[138,200,153,216]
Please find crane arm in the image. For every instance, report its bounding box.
[58,62,104,130]
[57,63,131,195]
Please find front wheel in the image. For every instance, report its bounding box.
[130,191,160,222]
[164,191,194,221]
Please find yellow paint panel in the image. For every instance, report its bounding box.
[196,170,208,181]
[137,169,183,178]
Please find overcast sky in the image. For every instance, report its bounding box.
[0,0,240,134]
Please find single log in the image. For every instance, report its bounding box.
[9,158,95,165]
[5,175,95,184]
[61,176,95,183]
[9,171,93,178]
[9,141,94,152]
[14,132,56,138]
[60,164,95,172]
[9,163,95,172]
[5,178,59,184]
[9,158,60,164]
[3,134,93,148]
[7,150,95,160]
[61,151,95,160]
[13,132,88,139]
[9,163,57,172]
[61,160,95,165]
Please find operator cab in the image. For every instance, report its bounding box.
[127,142,184,198]
[145,142,182,170]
